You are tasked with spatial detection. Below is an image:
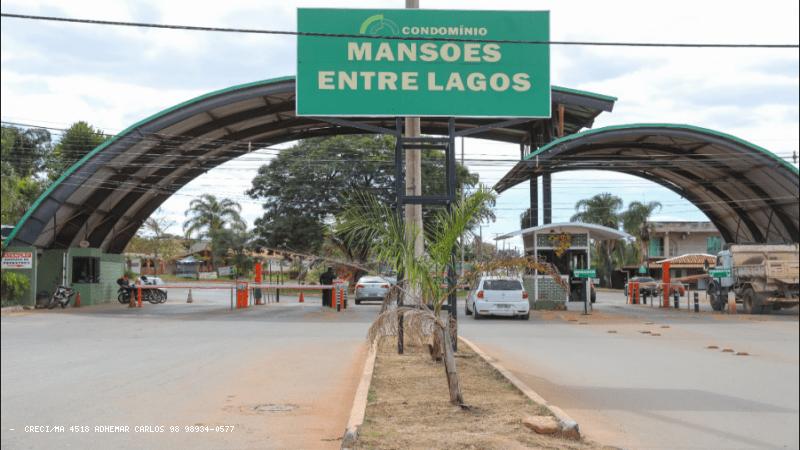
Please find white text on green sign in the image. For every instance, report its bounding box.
[297,9,550,117]
[574,269,596,278]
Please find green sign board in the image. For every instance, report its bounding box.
[708,269,731,278]
[574,269,596,279]
[297,8,550,117]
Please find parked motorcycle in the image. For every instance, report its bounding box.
[142,277,167,304]
[117,286,133,304]
[47,286,76,309]
[118,278,167,304]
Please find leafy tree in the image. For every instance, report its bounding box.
[48,121,107,179]
[520,207,537,230]
[621,201,662,265]
[1,125,52,177]
[247,135,488,254]
[211,227,253,275]
[570,193,624,287]
[337,187,496,406]
[1,125,52,224]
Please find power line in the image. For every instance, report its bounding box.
[2,13,798,48]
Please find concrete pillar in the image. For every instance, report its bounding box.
[543,173,552,224]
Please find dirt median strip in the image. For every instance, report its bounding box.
[353,337,596,449]
[459,336,581,439]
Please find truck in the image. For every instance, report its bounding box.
[706,244,799,313]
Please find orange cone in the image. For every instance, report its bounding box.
[298,292,304,303]
[74,292,81,307]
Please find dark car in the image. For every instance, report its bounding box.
[624,277,660,297]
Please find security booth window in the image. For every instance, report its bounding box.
[72,257,100,283]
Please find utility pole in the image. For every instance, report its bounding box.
[460,136,465,277]
[404,0,424,263]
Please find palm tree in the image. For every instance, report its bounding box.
[183,194,246,267]
[183,194,245,238]
[621,201,662,266]
[570,193,623,287]
[337,187,495,406]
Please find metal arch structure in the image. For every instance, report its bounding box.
[4,76,616,252]
[494,124,800,244]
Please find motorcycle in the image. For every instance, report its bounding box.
[117,286,133,304]
[47,286,76,309]
[118,278,167,305]
[142,277,167,304]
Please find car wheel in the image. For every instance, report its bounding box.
[355,299,361,305]
[473,303,482,320]
[520,313,530,320]
[464,301,472,315]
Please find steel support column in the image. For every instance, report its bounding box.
[543,173,552,224]
[529,176,539,228]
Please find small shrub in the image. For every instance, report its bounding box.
[1,271,31,306]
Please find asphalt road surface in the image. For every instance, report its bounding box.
[461,290,799,449]
[3,288,797,449]
[1,291,374,450]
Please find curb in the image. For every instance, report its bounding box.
[341,340,378,449]
[459,336,581,440]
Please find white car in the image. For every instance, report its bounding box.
[465,276,530,320]
[354,275,392,304]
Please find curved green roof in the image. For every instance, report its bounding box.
[4,76,615,251]
[525,123,798,174]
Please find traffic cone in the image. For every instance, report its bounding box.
[298,292,304,303]
[186,288,193,303]
[74,292,81,307]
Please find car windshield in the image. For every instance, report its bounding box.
[483,279,522,290]
[637,277,655,283]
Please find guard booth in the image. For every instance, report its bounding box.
[496,223,631,305]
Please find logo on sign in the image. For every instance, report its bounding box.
[359,14,399,35]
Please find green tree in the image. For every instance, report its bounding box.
[247,135,487,254]
[1,125,52,224]
[621,201,662,265]
[1,125,52,177]
[570,193,624,287]
[337,187,495,406]
[211,227,253,275]
[183,194,246,268]
[48,121,107,179]
[183,194,245,238]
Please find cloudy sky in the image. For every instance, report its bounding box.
[2,0,798,251]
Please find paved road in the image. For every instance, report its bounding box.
[4,287,798,449]
[1,292,376,450]
[461,291,799,449]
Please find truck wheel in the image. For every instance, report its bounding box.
[708,282,724,311]
[742,288,763,314]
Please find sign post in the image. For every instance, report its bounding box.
[297,8,550,117]
[574,269,596,315]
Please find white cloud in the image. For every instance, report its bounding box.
[1,0,797,241]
